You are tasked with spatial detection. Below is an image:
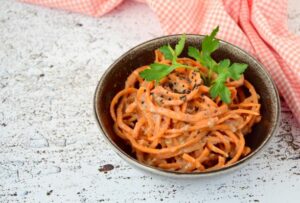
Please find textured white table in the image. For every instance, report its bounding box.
[1,0,300,202]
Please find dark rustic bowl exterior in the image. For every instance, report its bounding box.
[94,35,280,178]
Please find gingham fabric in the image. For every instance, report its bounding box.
[21,0,300,123]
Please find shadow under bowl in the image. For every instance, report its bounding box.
[94,35,280,178]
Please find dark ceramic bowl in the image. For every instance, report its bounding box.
[94,35,280,178]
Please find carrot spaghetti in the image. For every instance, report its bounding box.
[110,50,261,172]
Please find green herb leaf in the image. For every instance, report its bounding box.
[139,63,176,83]
[149,63,170,71]
[217,59,230,73]
[159,45,173,60]
[228,63,248,80]
[140,34,189,84]
[202,26,220,56]
[209,61,247,104]
[188,46,201,61]
[209,81,224,99]
[187,26,248,104]
[209,80,231,104]
[175,34,186,57]
[201,54,215,70]
[209,72,230,103]
[188,27,219,70]
[188,46,214,68]
[220,86,231,104]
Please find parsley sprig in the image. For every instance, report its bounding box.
[209,59,247,103]
[188,27,219,84]
[139,27,248,104]
[188,26,248,103]
[139,35,197,84]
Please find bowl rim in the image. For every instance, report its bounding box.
[93,34,281,177]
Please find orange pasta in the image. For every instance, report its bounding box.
[110,50,261,172]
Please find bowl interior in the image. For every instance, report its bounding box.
[94,35,280,175]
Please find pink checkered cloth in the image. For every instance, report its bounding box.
[22,0,300,123]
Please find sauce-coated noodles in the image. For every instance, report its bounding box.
[110,50,261,172]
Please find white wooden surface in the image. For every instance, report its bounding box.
[1,0,300,202]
